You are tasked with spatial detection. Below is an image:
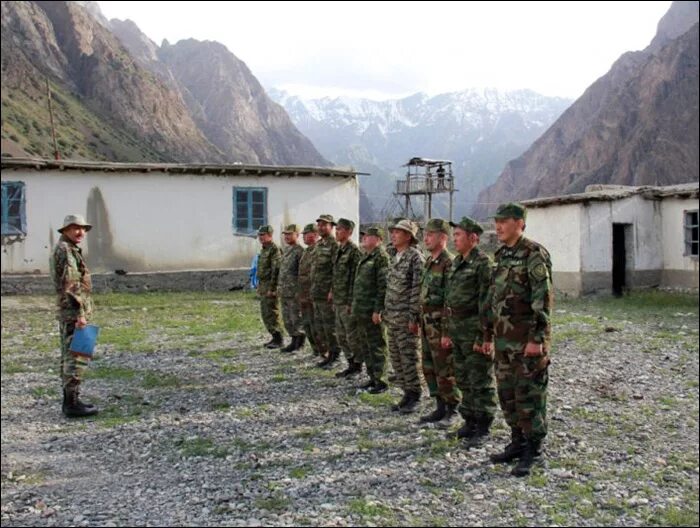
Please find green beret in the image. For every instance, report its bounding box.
[257,225,273,235]
[492,203,527,221]
[425,218,451,235]
[302,223,318,234]
[337,218,355,230]
[449,216,483,235]
[316,214,336,225]
[364,227,385,239]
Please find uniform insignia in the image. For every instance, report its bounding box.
[532,262,548,281]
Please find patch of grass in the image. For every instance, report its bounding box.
[271,373,287,383]
[31,386,59,399]
[141,371,181,389]
[178,437,229,458]
[652,505,699,527]
[234,406,254,419]
[294,427,323,439]
[221,363,246,375]
[211,401,231,411]
[357,432,380,451]
[528,472,548,488]
[358,391,395,408]
[87,364,137,381]
[289,465,311,479]
[1,360,32,375]
[255,493,291,512]
[347,497,395,521]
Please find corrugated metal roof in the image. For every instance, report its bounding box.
[522,183,699,208]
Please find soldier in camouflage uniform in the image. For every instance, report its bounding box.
[50,214,98,418]
[417,218,461,423]
[331,218,363,378]
[298,224,321,355]
[312,214,341,367]
[385,219,426,408]
[256,225,283,349]
[384,216,408,258]
[279,224,306,353]
[352,227,390,393]
[444,217,497,444]
[483,203,553,477]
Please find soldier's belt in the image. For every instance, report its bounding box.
[445,306,478,317]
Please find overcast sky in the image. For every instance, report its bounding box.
[98,1,672,100]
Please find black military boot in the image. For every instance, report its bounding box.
[399,391,421,414]
[391,392,411,412]
[511,439,544,477]
[466,414,494,447]
[419,397,446,423]
[449,417,475,440]
[358,378,376,391]
[490,428,527,463]
[265,332,283,349]
[62,383,98,418]
[318,348,340,369]
[435,403,458,429]
[296,333,307,351]
[368,380,388,394]
[335,361,362,378]
[280,335,298,353]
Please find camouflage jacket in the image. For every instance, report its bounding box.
[384,246,425,323]
[446,246,493,344]
[50,235,93,322]
[297,245,316,304]
[278,244,304,298]
[485,236,553,347]
[332,241,361,306]
[352,246,389,316]
[256,242,281,295]
[420,249,454,334]
[310,234,338,300]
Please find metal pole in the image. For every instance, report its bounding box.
[46,78,60,160]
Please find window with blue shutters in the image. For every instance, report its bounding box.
[1,181,27,236]
[233,187,267,236]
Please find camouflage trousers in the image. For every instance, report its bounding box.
[59,320,90,389]
[385,313,424,393]
[300,300,320,354]
[354,314,387,383]
[494,337,550,442]
[312,298,338,354]
[449,316,497,421]
[281,296,303,337]
[259,295,282,335]
[421,312,461,405]
[335,304,360,363]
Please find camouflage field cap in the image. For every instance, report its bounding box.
[316,214,336,225]
[302,223,318,234]
[58,214,92,233]
[390,219,418,241]
[257,225,274,235]
[449,216,484,235]
[425,218,451,235]
[337,218,355,231]
[492,202,527,221]
[364,227,385,239]
[282,224,300,234]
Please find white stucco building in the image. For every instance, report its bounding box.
[1,158,362,291]
[522,183,699,297]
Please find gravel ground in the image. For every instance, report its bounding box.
[1,291,698,527]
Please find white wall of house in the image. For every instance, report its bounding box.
[1,170,359,274]
[660,197,699,288]
[525,203,582,273]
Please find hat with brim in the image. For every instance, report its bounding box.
[282,224,300,234]
[316,214,336,225]
[449,216,484,235]
[302,223,318,235]
[390,219,418,242]
[58,214,92,233]
[364,227,384,239]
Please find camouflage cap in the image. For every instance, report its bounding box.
[302,223,318,234]
[492,202,527,221]
[449,216,484,235]
[58,214,92,233]
[425,218,451,235]
[390,219,418,241]
[364,227,385,239]
[282,224,300,234]
[257,225,274,235]
[337,218,355,231]
[316,214,336,225]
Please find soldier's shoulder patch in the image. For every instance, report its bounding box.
[532,262,548,281]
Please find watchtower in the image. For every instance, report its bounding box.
[394,157,456,221]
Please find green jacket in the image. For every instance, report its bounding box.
[50,235,93,322]
[279,244,304,298]
[332,241,361,306]
[257,242,281,296]
[310,234,338,300]
[352,246,389,316]
[297,245,316,303]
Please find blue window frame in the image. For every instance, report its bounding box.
[233,187,267,236]
[1,181,27,236]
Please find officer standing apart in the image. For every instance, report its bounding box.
[279,224,306,353]
[351,227,390,393]
[385,219,426,411]
[444,217,496,444]
[311,214,340,368]
[256,225,283,349]
[50,214,98,418]
[298,224,321,356]
[483,203,553,477]
[418,219,461,424]
[331,218,363,378]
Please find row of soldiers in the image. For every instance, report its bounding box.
[255,203,553,477]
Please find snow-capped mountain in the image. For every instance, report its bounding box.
[270,88,572,219]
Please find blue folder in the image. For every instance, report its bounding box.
[70,325,100,357]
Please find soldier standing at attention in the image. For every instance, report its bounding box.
[331,218,363,378]
[443,217,496,444]
[352,227,390,393]
[256,225,283,349]
[417,219,461,423]
[279,224,306,353]
[385,219,426,412]
[312,214,340,368]
[298,224,320,356]
[384,216,408,258]
[483,203,553,477]
[50,214,98,418]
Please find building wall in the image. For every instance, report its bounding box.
[1,170,359,274]
[660,197,699,289]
